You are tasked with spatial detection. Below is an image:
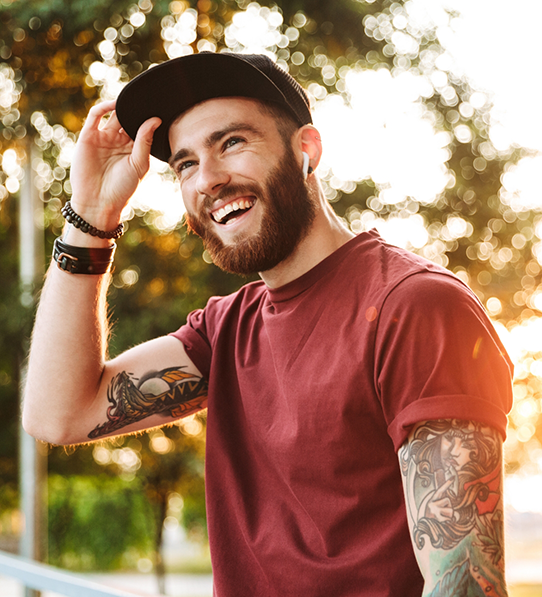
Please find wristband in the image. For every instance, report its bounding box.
[53,237,116,275]
[61,201,124,240]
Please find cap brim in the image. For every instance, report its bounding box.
[116,53,295,162]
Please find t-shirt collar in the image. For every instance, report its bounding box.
[266,231,375,304]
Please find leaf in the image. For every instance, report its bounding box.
[428,559,470,597]
[474,512,504,565]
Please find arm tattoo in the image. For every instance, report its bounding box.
[399,419,507,597]
[88,367,208,439]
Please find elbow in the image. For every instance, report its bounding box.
[22,396,79,446]
[22,416,80,446]
[21,395,42,440]
[21,409,60,445]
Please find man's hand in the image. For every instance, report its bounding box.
[424,479,456,522]
[69,99,161,230]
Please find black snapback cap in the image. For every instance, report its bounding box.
[116,52,313,162]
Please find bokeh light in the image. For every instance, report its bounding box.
[314,69,451,208]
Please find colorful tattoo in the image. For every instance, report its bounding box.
[88,367,208,439]
[399,419,507,596]
[427,557,500,597]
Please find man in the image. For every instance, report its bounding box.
[23,53,513,596]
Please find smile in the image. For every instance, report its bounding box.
[211,198,256,225]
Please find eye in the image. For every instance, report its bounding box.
[223,136,245,150]
[176,159,196,175]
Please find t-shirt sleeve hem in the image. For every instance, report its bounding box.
[387,394,509,452]
[169,326,212,379]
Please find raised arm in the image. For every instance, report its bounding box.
[23,101,206,445]
[399,419,508,597]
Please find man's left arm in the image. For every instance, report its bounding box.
[399,418,508,597]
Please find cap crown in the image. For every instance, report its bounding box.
[116,52,312,162]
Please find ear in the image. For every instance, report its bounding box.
[294,125,322,178]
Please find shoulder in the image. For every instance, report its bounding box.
[373,268,513,398]
[383,270,478,312]
[344,231,457,300]
[171,280,268,377]
[375,269,496,352]
[185,279,268,337]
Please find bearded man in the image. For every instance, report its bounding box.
[24,53,513,597]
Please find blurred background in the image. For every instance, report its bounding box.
[1,0,541,595]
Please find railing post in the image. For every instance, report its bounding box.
[18,138,46,597]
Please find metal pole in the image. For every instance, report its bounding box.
[18,138,46,597]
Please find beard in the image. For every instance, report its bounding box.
[184,143,317,276]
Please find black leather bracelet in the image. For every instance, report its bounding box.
[61,201,124,240]
[53,238,116,275]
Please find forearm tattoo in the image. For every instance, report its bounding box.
[88,367,208,439]
[399,419,507,597]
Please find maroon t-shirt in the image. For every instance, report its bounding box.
[171,230,513,597]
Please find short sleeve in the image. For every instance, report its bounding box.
[170,308,212,379]
[374,272,513,451]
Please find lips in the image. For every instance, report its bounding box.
[210,197,256,224]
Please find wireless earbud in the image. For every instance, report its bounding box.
[302,152,310,179]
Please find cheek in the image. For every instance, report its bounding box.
[179,183,198,215]
[229,151,271,178]
[457,447,472,467]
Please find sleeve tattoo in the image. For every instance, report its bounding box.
[399,419,507,597]
[88,367,208,439]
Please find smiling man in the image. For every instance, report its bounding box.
[23,53,513,596]
[169,97,320,277]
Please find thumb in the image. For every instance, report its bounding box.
[130,117,162,179]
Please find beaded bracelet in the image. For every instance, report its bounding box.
[61,201,124,240]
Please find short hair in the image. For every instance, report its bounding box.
[257,100,301,145]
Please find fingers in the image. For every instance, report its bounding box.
[130,117,162,179]
[433,478,454,499]
[435,505,454,521]
[82,100,118,131]
[80,98,161,180]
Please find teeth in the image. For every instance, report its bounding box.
[212,199,255,223]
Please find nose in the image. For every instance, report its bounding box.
[450,438,461,456]
[195,156,230,198]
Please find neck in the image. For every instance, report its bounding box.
[259,189,354,289]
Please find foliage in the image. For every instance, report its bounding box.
[48,474,155,570]
[47,411,207,580]
[0,191,33,517]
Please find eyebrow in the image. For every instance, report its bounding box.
[169,122,264,168]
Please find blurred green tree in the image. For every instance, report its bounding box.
[47,414,207,588]
[48,473,155,570]
[0,199,26,527]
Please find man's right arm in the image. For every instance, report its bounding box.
[23,262,207,445]
[22,100,206,445]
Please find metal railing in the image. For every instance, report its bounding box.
[0,550,144,597]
